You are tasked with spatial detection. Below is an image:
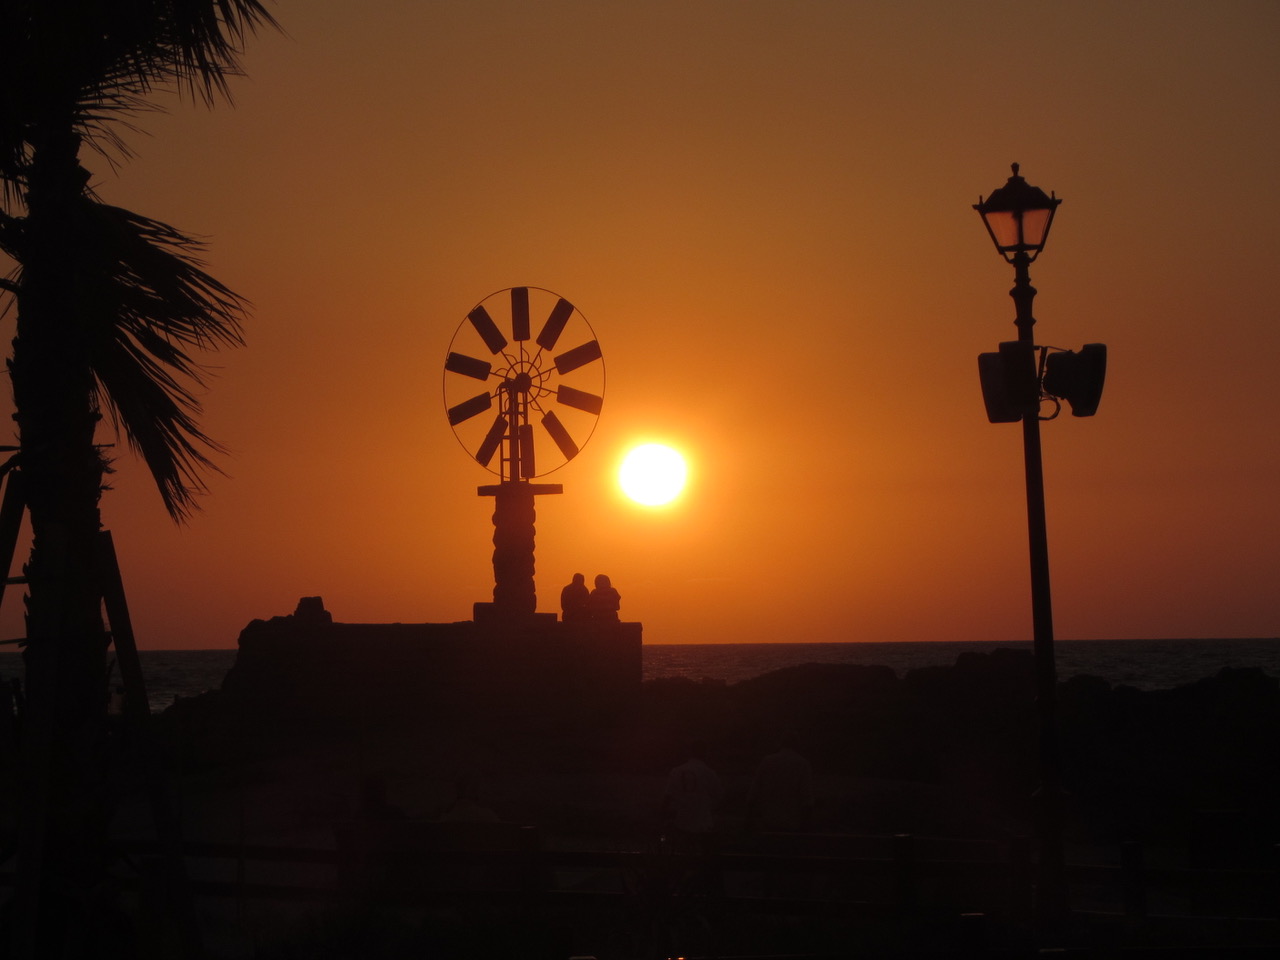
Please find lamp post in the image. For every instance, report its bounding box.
[974,163,1068,929]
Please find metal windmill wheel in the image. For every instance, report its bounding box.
[444,287,604,481]
[444,287,604,621]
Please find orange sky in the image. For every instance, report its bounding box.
[3,0,1278,650]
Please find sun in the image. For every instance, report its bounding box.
[619,443,687,506]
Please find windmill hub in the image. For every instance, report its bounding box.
[509,371,534,394]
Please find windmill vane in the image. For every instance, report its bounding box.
[444,287,604,482]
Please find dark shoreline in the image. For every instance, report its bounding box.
[126,646,1280,955]
[163,646,1280,851]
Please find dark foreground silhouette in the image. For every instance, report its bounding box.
[142,644,1280,957]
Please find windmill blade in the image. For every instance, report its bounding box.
[511,287,530,341]
[542,410,579,461]
[445,352,491,380]
[518,423,536,478]
[475,414,506,467]
[554,340,602,375]
[535,298,575,351]
[447,392,492,425]
[468,305,508,354]
[556,384,603,415]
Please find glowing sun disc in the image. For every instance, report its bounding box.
[619,444,687,506]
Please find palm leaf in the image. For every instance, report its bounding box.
[69,198,246,520]
[0,2,276,514]
[1,1,278,188]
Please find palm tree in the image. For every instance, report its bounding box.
[0,2,276,953]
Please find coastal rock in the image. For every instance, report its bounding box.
[164,645,1280,849]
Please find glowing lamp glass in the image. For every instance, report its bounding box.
[975,164,1060,262]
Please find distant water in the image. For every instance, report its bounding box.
[643,639,1280,689]
[1,638,1278,712]
[0,649,238,713]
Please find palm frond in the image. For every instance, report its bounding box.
[160,0,282,105]
[1,1,279,184]
[72,199,246,520]
[0,2,274,517]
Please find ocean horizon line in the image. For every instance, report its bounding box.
[641,637,1280,648]
[96,635,1280,653]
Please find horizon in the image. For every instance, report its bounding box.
[0,634,1259,660]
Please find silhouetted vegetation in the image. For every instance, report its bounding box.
[0,3,276,955]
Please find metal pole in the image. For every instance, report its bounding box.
[1009,251,1068,930]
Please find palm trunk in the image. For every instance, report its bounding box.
[9,126,114,959]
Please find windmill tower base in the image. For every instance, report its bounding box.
[477,480,562,622]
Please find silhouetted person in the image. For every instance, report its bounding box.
[587,573,621,621]
[662,739,723,854]
[746,733,814,833]
[560,572,590,622]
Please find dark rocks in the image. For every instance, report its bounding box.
[165,641,1280,849]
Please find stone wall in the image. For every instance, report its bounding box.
[220,598,642,728]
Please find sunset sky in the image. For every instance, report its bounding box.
[3,0,1277,650]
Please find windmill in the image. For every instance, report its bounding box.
[443,287,604,620]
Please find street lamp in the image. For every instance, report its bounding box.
[975,162,1059,267]
[974,164,1104,934]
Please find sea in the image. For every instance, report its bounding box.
[2,638,1279,713]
